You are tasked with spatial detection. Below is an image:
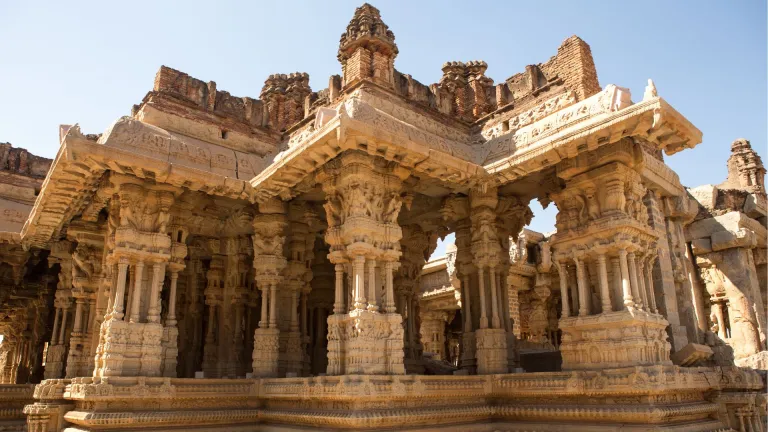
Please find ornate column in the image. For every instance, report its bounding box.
[645,255,658,313]
[619,248,633,307]
[93,180,176,378]
[384,262,396,313]
[251,198,287,378]
[50,307,61,349]
[161,233,186,378]
[64,297,84,378]
[366,258,378,312]
[112,259,129,318]
[129,261,144,323]
[575,257,589,317]
[627,252,643,310]
[596,252,612,313]
[477,267,488,329]
[489,266,500,329]
[507,274,521,336]
[557,261,570,318]
[611,257,623,312]
[550,140,671,371]
[44,241,74,379]
[470,185,507,374]
[167,271,179,326]
[319,151,408,375]
[637,258,649,312]
[352,255,366,311]
[279,210,318,377]
[333,264,345,314]
[201,245,223,377]
[65,223,107,378]
[148,262,166,324]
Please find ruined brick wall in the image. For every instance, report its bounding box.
[151,66,266,128]
[0,143,51,179]
[540,36,601,101]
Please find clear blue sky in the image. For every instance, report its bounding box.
[0,1,764,258]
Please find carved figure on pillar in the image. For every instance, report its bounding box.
[251,198,287,378]
[550,140,672,370]
[93,178,177,378]
[317,151,409,375]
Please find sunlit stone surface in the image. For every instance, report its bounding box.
[0,4,764,431]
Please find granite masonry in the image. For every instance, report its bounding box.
[0,4,765,431]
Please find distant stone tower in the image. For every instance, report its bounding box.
[338,3,398,90]
[720,138,766,194]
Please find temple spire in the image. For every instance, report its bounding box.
[338,3,398,89]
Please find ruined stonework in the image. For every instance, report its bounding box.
[685,138,768,370]
[0,4,764,431]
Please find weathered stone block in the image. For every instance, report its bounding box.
[744,193,767,218]
[688,184,718,210]
[690,237,712,255]
[710,228,756,251]
[671,343,713,366]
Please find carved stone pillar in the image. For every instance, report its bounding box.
[93,180,176,378]
[646,191,690,351]
[619,249,633,307]
[318,151,408,375]
[44,241,74,379]
[161,231,186,378]
[162,269,180,377]
[645,255,659,313]
[63,223,106,378]
[575,257,589,317]
[278,208,318,377]
[251,198,287,378]
[557,261,570,318]
[627,252,642,310]
[202,297,219,376]
[392,224,434,374]
[64,297,85,378]
[610,257,623,312]
[550,142,671,370]
[508,273,521,335]
[637,257,649,312]
[470,185,507,375]
[596,253,612,313]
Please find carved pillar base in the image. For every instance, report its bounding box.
[93,319,164,377]
[559,309,672,370]
[252,328,280,378]
[460,331,476,374]
[282,331,303,376]
[161,326,178,378]
[475,328,508,374]
[23,379,72,432]
[64,336,92,378]
[139,324,163,377]
[93,318,126,377]
[43,345,66,380]
[326,311,405,376]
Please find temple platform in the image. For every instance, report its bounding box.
[23,366,765,431]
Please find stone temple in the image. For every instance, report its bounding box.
[0,4,765,431]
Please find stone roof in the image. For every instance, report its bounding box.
[16,5,702,250]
